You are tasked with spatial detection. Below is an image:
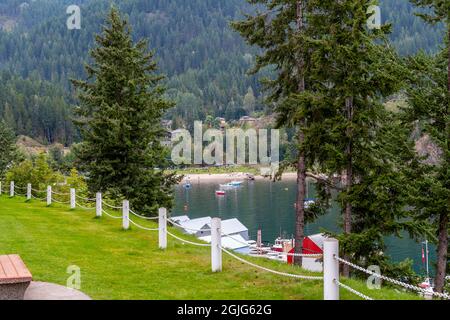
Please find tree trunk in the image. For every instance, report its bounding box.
[294,0,306,266]
[434,212,448,293]
[342,96,354,277]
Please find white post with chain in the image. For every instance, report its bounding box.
[27,183,31,201]
[47,186,52,206]
[70,188,76,209]
[96,192,102,217]
[122,200,129,230]
[211,217,222,272]
[324,238,339,300]
[10,181,14,197]
[159,208,167,249]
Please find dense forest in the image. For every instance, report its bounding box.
[0,0,445,144]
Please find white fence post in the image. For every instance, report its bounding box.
[159,208,167,249]
[27,183,31,201]
[70,188,76,209]
[47,186,52,206]
[0,181,2,195]
[96,192,102,217]
[122,200,129,230]
[324,238,340,300]
[10,181,14,197]
[211,217,222,272]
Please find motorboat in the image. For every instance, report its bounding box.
[219,183,235,189]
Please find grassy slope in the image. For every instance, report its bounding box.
[0,196,419,300]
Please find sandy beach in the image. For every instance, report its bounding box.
[179,172,298,183]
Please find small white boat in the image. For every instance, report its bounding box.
[304,199,315,209]
[229,180,243,186]
[219,183,235,189]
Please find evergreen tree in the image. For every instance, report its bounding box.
[293,0,425,276]
[409,0,449,294]
[404,49,449,293]
[0,120,17,179]
[243,87,256,114]
[72,8,179,215]
[232,0,314,266]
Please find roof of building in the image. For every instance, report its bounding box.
[198,234,249,250]
[239,116,256,121]
[175,216,248,236]
[178,217,212,234]
[220,218,248,235]
[307,233,326,248]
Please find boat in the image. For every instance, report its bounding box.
[304,198,315,208]
[229,180,243,186]
[219,183,235,189]
[419,240,435,299]
[245,173,255,181]
[215,190,226,196]
[271,237,294,252]
[183,183,191,189]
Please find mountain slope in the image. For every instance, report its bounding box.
[0,0,445,144]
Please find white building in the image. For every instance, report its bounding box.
[199,218,249,241]
[198,234,250,254]
[171,216,250,251]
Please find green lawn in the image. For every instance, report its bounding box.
[0,195,419,300]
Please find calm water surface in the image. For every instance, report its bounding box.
[173,179,434,274]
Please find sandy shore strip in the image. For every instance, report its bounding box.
[178,172,298,183]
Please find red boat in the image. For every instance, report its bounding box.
[215,190,226,196]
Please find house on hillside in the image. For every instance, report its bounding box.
[238,116,257,126]
[215,117,227,131]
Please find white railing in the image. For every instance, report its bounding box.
[2,180,448,301]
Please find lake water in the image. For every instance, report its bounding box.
[173,179,434,274]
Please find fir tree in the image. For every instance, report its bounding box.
[72,8,179,215]
[404,49,449,293]
[0,120,17,179]
[295,0,425,276]
[232,0,314,266]
[409,0,449,294]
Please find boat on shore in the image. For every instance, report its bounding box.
[219,183,235,189]
[219,181,244,189]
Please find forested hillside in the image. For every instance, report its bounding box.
[0,0,445,144]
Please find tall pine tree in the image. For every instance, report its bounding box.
[404,50,449,294]
[232,0,314,266]
[0,120,18,179]
[294,0,426,277]
[72,8,178,215]
[410,0,450,295]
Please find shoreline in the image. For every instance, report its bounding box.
[178,172,298,183]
